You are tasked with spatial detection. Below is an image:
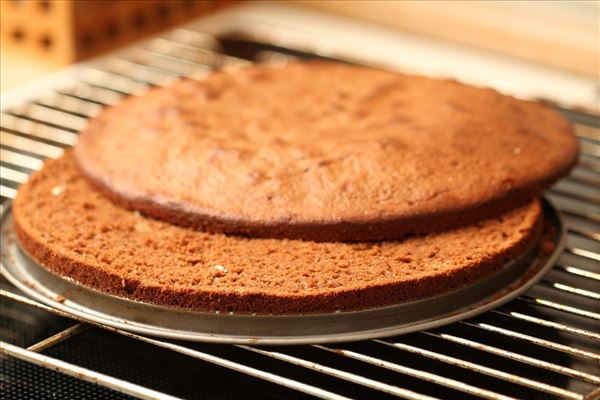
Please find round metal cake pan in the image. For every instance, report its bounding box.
[1,199,564,345]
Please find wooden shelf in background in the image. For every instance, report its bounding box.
[293,1,599,78]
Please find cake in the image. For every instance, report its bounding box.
[13,153,542,314]
[74,61,577,241]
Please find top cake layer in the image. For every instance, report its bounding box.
[75,61,577,241]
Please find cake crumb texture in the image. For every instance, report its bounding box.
[13,153,543,313]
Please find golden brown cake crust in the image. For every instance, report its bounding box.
[74,61,576,242]
[13,153,543,314]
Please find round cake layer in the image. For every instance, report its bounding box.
[13,153,542,314]
[74,61,575,241]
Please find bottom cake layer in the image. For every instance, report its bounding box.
[13,153,542,314]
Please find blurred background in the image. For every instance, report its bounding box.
[1,0,598,92]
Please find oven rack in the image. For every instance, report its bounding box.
[1,25,599,400]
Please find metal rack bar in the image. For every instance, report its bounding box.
[0,341,181,400]
[1,131,64,159]
[30,99,98,119]
[565,247,600,262]
[579,142,600,158]
[79,68,149,95]
[27,322,91,353]
[567,227,600,242]
[0,114,78,145]
[103,58,180,86]
[460,321,600,361]
[0,185,17,199]
[0,166,29,184]
[145,37,223,66]
[314,345,518,400]
[559,208,600,224]
[125,340,354,400]
[539,280,600,300]
[423,331,600,384]
[1,111,79,135]
[56,81,123,105]
[578,159,600,172]
[490,310,600,341]
[9,103,87,131]
[554,265,600,281]
[238,345,438,400]
[375,340,584,400]
[136,47,214,71]
[565,175,600,188]
[550,188,600,205]
[574,124,600,143]
[0,149,44,170]
[126,49,210,77]
[518,295,600,320]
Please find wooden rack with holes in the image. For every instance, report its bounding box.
[0,0,235,64]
